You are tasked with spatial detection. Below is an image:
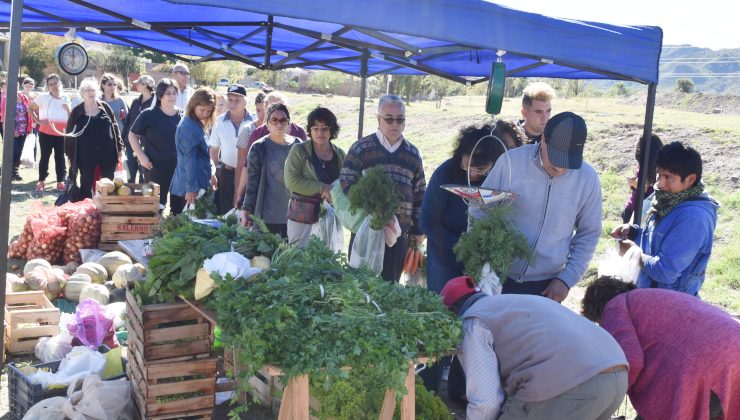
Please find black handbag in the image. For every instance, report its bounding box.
[286,193,322,224]
[55,135,83,206]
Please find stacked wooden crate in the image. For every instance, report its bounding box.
[4,291,60,355]
[94,181,161,251]
[125,290,216,419]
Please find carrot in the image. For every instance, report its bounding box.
[402,248,414,273]
[412,249,422,274]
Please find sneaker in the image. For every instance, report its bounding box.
[35,181,45,192]
[56,181,66,191]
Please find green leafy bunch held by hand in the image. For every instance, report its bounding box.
[348,166,400,230]
[454,205,531,282]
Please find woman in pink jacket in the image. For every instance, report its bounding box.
[582,278,739,420]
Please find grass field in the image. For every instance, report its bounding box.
[4,91,739,315]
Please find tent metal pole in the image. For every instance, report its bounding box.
[633,82,657,224]
[358,54,368,140]
[0,0,24,367]
[264,15,273,68]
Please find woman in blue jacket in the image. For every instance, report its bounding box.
[170,88,217,215]
[421,120,521,293]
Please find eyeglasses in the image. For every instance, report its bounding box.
[269,118,289,126]
[106,82,117,87]
[380,116,405,125]
[174,71,190,76]
[461,163,493,176]
[311,126,331,133]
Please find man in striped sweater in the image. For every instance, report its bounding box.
[340,95,426,282]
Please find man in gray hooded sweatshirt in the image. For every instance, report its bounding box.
[469,112,601,302]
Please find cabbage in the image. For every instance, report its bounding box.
[6,273,27,292]
[25,266,53,291]
[98,251,132,278]
[112,263,144,289]
[23,258,52,276]
[79,283,110,305]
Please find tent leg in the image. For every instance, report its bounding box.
[0,0,25,366]
[633,83,657,224]
[264,15,274,68]
[358,55,368,139]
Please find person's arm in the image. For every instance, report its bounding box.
[234,123,254,206]
[556,174,602,288]
[28,100,40,124]
[180,124,203,195]
[420,168,458,248]
[284,144,323,196]
[634,214,711,287]
[129,111,151,169]
[461,318,505,419]
[339,142,363,195]
[410,156,427,241]
[242,142,263,214]
[600,295,643,388]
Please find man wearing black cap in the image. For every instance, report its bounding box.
[440,276,627,420]
[469,112,601,302]
[207,84,255,214]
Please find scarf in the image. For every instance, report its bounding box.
[648,181,705,222]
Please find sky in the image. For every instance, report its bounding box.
[491,0,738,50]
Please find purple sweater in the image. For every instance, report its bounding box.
[601,289,740,420]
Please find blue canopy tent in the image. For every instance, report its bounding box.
[0,0,662,355]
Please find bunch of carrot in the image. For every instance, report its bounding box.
[402,240,425,275]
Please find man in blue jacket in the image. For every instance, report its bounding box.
[470,112,602,302]
[612,141,719,296]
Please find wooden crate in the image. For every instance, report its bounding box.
[99,214,160,249]
[128,347,216,419]
[94,181,161,215]
[125,290,212,362]
[4,291,60,355]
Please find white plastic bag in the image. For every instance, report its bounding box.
[311,202,344,253]
[598,242,641,284]
[23,375,131,420]
[203,252,260,280]
[384,215,401,247]
[35,335,74,363]
[349,217,385,274]
[479,263,503,296]
[27,346,106,389]
[105,302,127,330]
[21,132,37,168]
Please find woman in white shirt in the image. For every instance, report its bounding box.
[29,73,71,192]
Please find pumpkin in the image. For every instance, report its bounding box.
[75,262,108,284]
[98,251,132,278]
[116,185,132,196]
[99,178,116,194]
[23,258,52,276]
[80,283,110,305]
[64,273,92,300]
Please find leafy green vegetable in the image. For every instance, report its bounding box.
[187,189,216,219]
[454,205,532,281]
[208,238,460,419]
[348,166,400,230]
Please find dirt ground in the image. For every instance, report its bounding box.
[621,91,740,115]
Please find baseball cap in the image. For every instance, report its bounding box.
[133,75,155,89]
[440,276,480,309]
[227,84,247,97]
[544,112,587,169]
[172,63,190,75]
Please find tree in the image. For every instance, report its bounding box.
[566,79,584,97]
[190,61,229,87]
[676,78,694,93]
[608,82,631,97]
[505,78,527,98]
[19,33,60,84]
[308,70,345,94]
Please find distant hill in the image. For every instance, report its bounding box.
[584,45,740,95]
[660,45,740,94]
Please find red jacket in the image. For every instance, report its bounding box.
[0,93,34,135]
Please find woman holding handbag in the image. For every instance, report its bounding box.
[64,77,123,199]
[239,103,300,238]
[284,107,345,246]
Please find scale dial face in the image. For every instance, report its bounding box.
[57,43,89,76]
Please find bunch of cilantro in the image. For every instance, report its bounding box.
[348,166,400,230]
[208,238,460,419]
[453,205,532,281]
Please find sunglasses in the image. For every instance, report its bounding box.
[106,82,117,87]
[269,118,289,126]
[174,71,190,76]
[310,126,331,133]
[380,116,405,125]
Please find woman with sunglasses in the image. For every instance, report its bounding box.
[170,88,217,215]
[418,120,522,398]
[284,106,346,247]
[64,77,124,199]
[240,103,300,237]
[100,73,128,133]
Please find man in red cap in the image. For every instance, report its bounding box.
[441,276,628,420]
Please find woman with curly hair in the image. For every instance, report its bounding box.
[582,277,739,420]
